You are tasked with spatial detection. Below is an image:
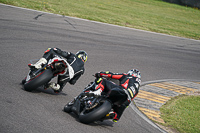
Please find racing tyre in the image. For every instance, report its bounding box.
[64,104,73,113]
[79,100,112,124]
[24,69,53,92]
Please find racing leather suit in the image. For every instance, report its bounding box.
[94,71,141,121]
[43,48,85,92]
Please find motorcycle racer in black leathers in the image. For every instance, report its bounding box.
[29,48,88,93]
[90,69,141,122]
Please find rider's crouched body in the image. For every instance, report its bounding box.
[29,48,88,93]
[90,69,141,122]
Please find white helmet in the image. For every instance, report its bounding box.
[127,69,141,79]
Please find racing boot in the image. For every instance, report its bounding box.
[28,58,47,69]
[45,82,61,93]
[102,111,118,122]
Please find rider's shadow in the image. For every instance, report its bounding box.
[63,111,114,127]
[89,120,114,127]
[20,84,67,96]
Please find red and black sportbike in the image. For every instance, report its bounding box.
[22,56,68,92]
[63,79,127,124]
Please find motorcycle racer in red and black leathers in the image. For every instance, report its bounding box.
[29,48,88,93]
[90,69,141,122]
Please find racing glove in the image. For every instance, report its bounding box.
[94,72,101,78]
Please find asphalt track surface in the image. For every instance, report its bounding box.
[1,4,200,133]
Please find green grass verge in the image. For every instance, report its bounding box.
[160,95,200,133]
[0,0,200,40]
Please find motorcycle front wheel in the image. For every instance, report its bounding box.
[24,69,53,92]
[63,104,73,113]
[79,100,112,124]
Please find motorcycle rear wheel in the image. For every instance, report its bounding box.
[79,100,112,124]
[24,69,53,92]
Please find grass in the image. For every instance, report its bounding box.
[160,95,200,133]
[1,1,200,132]
[0,0,200,40]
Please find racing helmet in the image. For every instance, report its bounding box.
[76,50,88,63]
[127,69,141,79]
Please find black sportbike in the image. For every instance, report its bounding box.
[22,56,68,92]
[63,79,127,124]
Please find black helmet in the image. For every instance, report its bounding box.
[76,50,88,62]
